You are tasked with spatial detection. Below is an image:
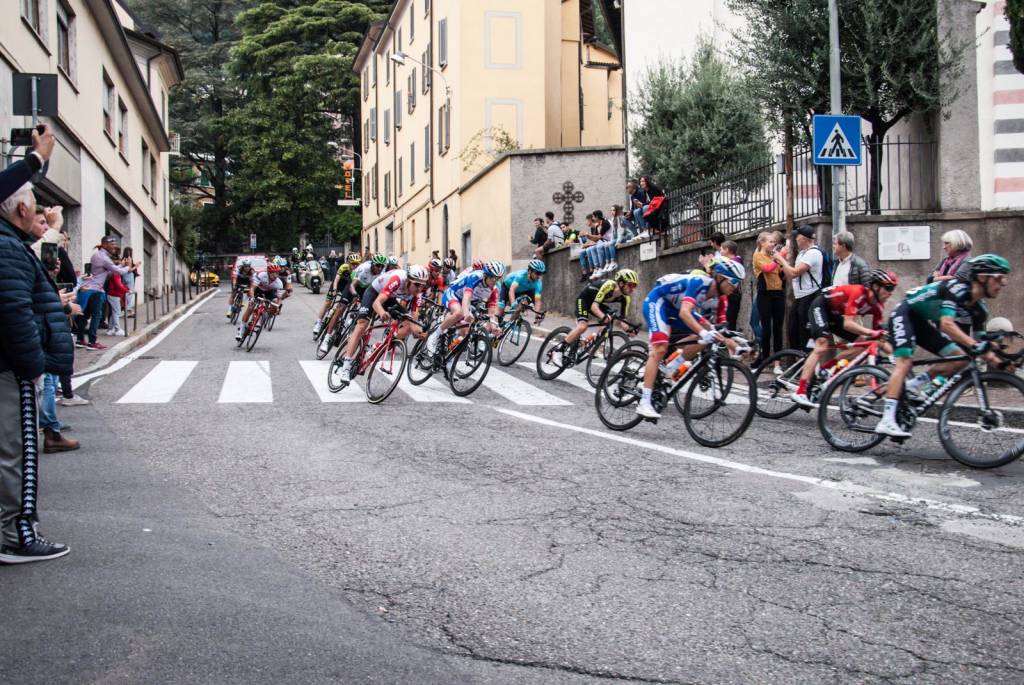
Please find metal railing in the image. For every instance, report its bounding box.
[661,137,939,248]
[122,273,216,335]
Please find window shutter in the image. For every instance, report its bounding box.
[439,18,447,67]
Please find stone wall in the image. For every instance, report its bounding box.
[542,210,1024,335]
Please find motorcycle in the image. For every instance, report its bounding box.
[305,259,323,294]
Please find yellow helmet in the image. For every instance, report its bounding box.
[615,268,639,285]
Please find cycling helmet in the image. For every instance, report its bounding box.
[240,259,252,267]
[387,255,399,266]
[371,253,388,267]
[429,258,443,270]
[527,259,546,274]
[472,260,485,271]
[443,258,456,269]
[267,263,281,274]
[615,268,639,285]
[483,260,507,278]
[348,253,362,265]
[866,269,898,287]
[709,257,745,285]
[963,254,1011,280]
[291,247,299,254]
[274,256,288,268]
[407,265,429,284]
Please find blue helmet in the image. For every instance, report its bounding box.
[709,257,744,286]
[527,259,546,274]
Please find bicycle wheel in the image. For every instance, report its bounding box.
[594,347,647,431]
[245,312,264,351]
[939,371,1024,468]
[366,339,408,404]
[817,366,889,453]
[752,349,805,419]
[497,318,533,366]
[586,331,629,388]
[682,358,756,448]
[266,311,276,331]
[406,337,437,385]
[327,338,361,393]
[449,332,492,396]
[536,326,571,380]
[229,296,242,325]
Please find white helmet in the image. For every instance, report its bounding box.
[406,265,428,284]
[987,316,1014,333]
[482,260,506,278]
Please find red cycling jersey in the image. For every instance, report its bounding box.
[822,284,883,328]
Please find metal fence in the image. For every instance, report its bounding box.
[661,137,939,248]
[121,274,216,335]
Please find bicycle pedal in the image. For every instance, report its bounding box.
[643,417,659,424]
[889,436,909,445]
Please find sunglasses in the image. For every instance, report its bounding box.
[880,284,896,292]
[981,274,1008,284]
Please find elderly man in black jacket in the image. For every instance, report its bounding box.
[0,181,75,564]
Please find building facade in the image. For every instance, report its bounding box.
[354,0,625,267]
[2,0,183,297]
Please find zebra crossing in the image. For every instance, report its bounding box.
[115,359,594,406]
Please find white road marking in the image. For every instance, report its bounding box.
[397,375,471,403]
[116,361,198,404]
[72,288,218,390]
[495,407,1024,526]
[483,368,572,406]
[299,360,365,402]
[219,361,273,403]
[517,362,593,392]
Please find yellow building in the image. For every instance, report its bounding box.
[354,0,625,268]
[2,0,182,296]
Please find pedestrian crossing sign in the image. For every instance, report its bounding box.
[812,115,862,166]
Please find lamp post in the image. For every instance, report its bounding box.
[828,0,845,238]
[390,51,451,112]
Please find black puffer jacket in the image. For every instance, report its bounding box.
[0,217,74,379]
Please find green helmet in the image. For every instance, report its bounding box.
[371,253,388,267]
[962,254,1010,281]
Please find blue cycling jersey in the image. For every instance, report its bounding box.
[502,269,543,296]
[447,269,487,298]
[646,273,714,311]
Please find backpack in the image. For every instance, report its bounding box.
[805,246,833,291]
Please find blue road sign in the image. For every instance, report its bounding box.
[812,115,862,166]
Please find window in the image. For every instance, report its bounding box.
[161,91,167,128]
[408,70,416,112]
[384,172,391,208]
[372,163,378,199]
[362,67,369,100]
[398,29,402,53]
[372,55,377,85]
[364,172,370,206]
[383,110,391,144]
[57,1,75,78]
[395,91,402,129]
[422,45,432,92]
[410,2,415,41]
[363,120,369,152]
[142,141,151,194]
[385,51,390,84]
[102,71,115,138]
[425,0,430,16]
[370,107,377,141]
[424,124,431,170]
[151,157,158,202]
[445,104,450,151]
[411,219,416,249]
[22,0,43,36]
[410,143,415,186]
[398,157,403,197]
[438,18,448,67]
[117,99,128,156]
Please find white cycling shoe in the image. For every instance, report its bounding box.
[312,321,323,336]
[790,392,815,409]
[636,401,661,419]
[874,418,911,439]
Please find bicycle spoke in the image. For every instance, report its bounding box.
[939,372,1024,468]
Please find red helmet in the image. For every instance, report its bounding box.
[267,263,281,274]
[867,269,898,287]
[472,260,484,270]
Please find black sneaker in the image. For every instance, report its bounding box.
[0,537,70,564]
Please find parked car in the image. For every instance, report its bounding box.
[190,270,220,286]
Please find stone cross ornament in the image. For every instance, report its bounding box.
[552,181,585,226]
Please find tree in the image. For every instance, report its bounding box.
[1008,0,1024,75]
[728,0,967,213]
[630,41,770,227]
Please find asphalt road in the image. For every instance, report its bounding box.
[8,287,1024,684]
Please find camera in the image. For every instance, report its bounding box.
[9,124,46,147]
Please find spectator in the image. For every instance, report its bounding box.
[626,179,646,232]
[529,217,547,252]
[638,175,668,236]
[752,231,786,369]
[774,224,823,350]
[105,260,130,337]
[448,249,458,270]
[579,210,616,281]
[0,181,75,563]
[831,231,869,286]
[0,125,54,203]
[77,236,139,350]
[51,230,89,407]
[38,252,80,453]
[534,212,565,258]
[610,204,636,243]
[709,231,726,257]
[928,229,973,333]
[120,247,138,317]
[720,239,744,331]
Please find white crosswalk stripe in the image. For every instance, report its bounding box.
[117,361,197,404]
[298,360,365,402]
[218,360,273,403]
[517,362,594,392]
[482,367,572,406]
[397,375,471,403]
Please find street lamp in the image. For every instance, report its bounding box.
[390,51,451,108]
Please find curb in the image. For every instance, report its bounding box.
[72,288,219,378]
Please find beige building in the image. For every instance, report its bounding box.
[2,0,183,297]
[354,0,625,268]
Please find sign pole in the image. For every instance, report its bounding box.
[828,0,845,239]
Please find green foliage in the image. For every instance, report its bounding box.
[1008,0,1024,76]
[458,127,521,173]
[170,202,202,264]
[629,40,770,192]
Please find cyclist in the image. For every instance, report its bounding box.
[316,253,388,355]
[237,262,286,341]
[496,259,546,324]
[425,261,506,356]
[313,253,362,337]
[442,257,457,286]
[875,254,1010,438]
[790,269,898,408]
[562,268,639,365]
[636,258,744,419]
[335,265,430,384]
[227,259,255,317]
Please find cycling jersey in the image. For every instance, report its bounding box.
[643,274,719,344]
[335,263,352,278]
[807,284,884,342]
[904,279,985,323]
[500,269,543,303]
[350,261,377,291]
[442,270,495,309]
[357,269,420,320]
[576,279,629,321]
[370,269,408,297]
[254,271,283,297]
[234,269,254,287]
[888,279,987,358]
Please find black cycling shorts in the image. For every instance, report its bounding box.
[807,293,857,343]
[356,286,402,321]
[887,301,955,358]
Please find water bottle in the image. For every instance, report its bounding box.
[664,350,690,381]
[923,375,947,398]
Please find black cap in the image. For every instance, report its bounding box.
[101,235,120,245]
[795,224,815,240]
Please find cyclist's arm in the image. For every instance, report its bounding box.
[372,291,391,320]
[938,314,975,349]
[677,300,710,334]
[507,281,519,304]
[842,314,876,338]
[461,288,474,317]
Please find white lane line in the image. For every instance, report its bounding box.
[116,361,198,404]
[397,375,471,403]
[72,288,218,390]
[517,362,594,392]
[483,368,572,406]
[219,361,273,403]
[494,407,1024,526]
[299,360,365,402]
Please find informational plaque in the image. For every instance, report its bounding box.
[878,225,930,261]
[639,241,658,262]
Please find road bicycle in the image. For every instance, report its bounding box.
[594,330,757,448]
[407,303,494,397]
[228,287,245,325]
[753,338,884,419]
[236,297,276,352]
[536,314,637,387]
[316,297,358,360]
[494,297,543,367]
[817,330,1024,468]
[326,308,415,403]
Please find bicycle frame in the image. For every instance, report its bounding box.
[355,319,403,375]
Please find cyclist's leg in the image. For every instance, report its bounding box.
[341,287,378,365]
[564,296,591,345]
[638,299,674,415]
